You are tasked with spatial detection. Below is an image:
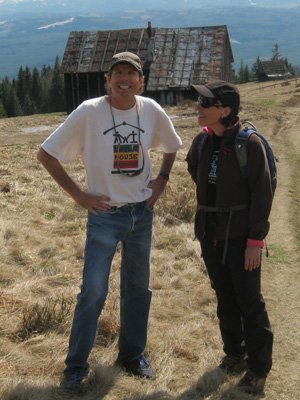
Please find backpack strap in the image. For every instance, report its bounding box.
[235,128,256,176]
[235,127,278,193]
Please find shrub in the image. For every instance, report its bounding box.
[17,295,74,340]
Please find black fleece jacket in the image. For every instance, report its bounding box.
[186,120,273,242]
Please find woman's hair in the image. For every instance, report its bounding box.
[220,105,241,127]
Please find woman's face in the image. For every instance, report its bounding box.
[195,96,231,132]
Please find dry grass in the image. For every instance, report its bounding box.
[0,80,300,399]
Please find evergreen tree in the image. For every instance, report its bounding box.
[284,57,295,75]
[244,64,250,83]
[31,67,42,111]
[48,56,65,112]
[24,66,32,98]
[41,64,54,113]
[16,66,26,108]
[22,94,35,115]
[252,56,261,78]
[238,60,245,83]
[231,66,239,84]
[0,99,7,117]
[1,78,22,117]
[271,43,281,61]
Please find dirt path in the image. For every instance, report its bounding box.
[261,94,300,398]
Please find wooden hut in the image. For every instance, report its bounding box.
[257,60,292,81]
[61,23,234,113]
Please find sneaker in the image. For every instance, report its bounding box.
[116,355,155,380]
[218,354,247,375]
[237,370,266,396]
[60,369,88,393]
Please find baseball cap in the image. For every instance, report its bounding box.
[191,80,240,114]
[109,51,143,74]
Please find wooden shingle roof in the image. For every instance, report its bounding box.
[258,60,289,78]
[61,25,233,91]
[146,26,233,90]
[61,28,151,74]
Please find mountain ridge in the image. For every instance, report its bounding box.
[1,0,298,14]
[1,5,299,79]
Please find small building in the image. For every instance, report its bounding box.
[61,23,234,113]
[257,60,292,81]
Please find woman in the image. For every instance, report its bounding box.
[186,80,273,396]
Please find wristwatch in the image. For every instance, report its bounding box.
[159,171,170,181]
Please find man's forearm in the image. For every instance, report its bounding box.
[37,147,83,202]
[159,152,176,174]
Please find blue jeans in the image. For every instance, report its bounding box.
[64,201,153,375]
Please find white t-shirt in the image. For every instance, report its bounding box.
[41,95,182,206]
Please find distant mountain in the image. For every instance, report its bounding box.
[0,4,299,79]
[0,0,298,15]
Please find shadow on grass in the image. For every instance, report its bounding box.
[122,367,229,400]
[1,366,248,400]
[1,364,119,400]
[177,367,228,400]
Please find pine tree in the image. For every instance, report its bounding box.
[41,64,54,113]
[0,57,67,117]
[1,78,22,117]
[0,99,7,117]
[252,56,261,78]
[48,56,65,112]
[271,43,281,61]
[16,66,26,108]
[244,64,250,83]
[284,57,295,75]
[22,94,35,115]
[238,60,245,83]
[31,67,42,112]
[24,66,32,98]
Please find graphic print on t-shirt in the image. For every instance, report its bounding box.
[208,151,219,185]
[207,134,222,186]
[206,134,222,206]
[113,143,139,170]
[103,120,144,174]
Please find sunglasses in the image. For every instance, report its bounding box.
[197,95,223,108]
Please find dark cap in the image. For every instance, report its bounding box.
[191,80,240,114]
[109,51,143,74]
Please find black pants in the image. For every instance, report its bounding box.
[200,236,273,377]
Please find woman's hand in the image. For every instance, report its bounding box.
[244,246,262,271]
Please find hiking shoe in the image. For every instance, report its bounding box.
[117,355,155,380]
[60,369,88,393]
[218,354,247,375]
[237,370,266,396]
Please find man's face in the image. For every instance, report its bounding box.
[107,63,143,98]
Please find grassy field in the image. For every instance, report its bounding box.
[0,80,299,399]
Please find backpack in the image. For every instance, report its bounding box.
[236,121,277,196]
[196,121,277,196]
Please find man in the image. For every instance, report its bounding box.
[186,81,273,397]
[37,51,182,392]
